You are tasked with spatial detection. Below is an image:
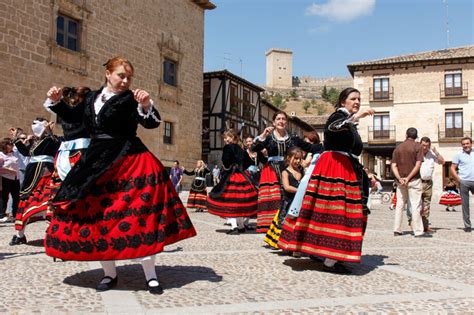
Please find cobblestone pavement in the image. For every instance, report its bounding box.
[0,192,472,314]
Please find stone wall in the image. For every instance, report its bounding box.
[0,0,205,170]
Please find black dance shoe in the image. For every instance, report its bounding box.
[96,276,118,291]
[237,227,246,233]
[9,235,27,246]
[309,255,324,262]
[322,263,351,275]
[147,279,164,295]
[226,228,239,235]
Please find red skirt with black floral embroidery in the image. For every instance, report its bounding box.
[44,151,197,261]
[45,151,83,219]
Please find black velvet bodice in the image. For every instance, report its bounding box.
[252,133,323,157]
[61,121,89,141]
[14,136,60,158]
[222,144,246,169]
[50,88,161,138]
[50,88,161,202]
[323,110,363,156]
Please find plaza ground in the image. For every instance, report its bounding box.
[0,192,472,314]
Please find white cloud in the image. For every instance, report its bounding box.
[306,0,376,22]
[307,25,330,34]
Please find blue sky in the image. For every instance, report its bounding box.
[203,0,473,85]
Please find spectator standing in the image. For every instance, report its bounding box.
[391,128,429,237]
[9,128,29,184]
[0,138,20,223]
[419,137,444,233]
[169,160,184,193]
[212,165,220,186]
[450,137,474,232]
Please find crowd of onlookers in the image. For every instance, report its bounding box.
[0,127,33,223]
[1,125,472,236]
[386,129,472,236]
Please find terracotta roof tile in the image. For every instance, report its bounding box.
[348,45,474,67]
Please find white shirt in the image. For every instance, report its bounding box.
[94,89,118,116]
[419,150,438,180]
[0,152,19,180]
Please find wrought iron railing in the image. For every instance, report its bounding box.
[368,125,396,142]
[440,82,468,98]
[369,86,394,101]
[438,123,472,141]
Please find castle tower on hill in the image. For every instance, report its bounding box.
[266,48,293,89]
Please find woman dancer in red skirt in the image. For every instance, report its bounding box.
[278,88,374,274]
[439,178,462,211]
[184,160,210,212]
[207,129,258,234]
[252,111,322,233]
[9,118,60,245]
[44,57,196,294]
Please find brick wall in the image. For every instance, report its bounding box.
[0,0,205,171]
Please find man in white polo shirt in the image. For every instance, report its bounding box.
[419,137,444,233]
[450,137,474,232]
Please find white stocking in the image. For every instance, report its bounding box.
[228,218,238,229]
[323,258,337,267]
[141,255,159,286]
[100,261,117,282]
[236,217,245,229]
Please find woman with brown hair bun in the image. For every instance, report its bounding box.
[251,111,323,234]
[278,88,374,274]
[44,57,196,294]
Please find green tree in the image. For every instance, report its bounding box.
[271,93,286,110]
[321,85,328,100]
[290,89,298,99]
[327,87,340,106]
[314,102,326,115]
[303,100,311,113]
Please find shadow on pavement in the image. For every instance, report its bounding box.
[26,239,46,247]
[0,251,44,260]
[282,254,392,276]
[214,228,258,235]
[63,264,223,291]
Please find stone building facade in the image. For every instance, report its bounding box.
[348,45,474,198]
[0,0,214,172]
[265,48,292,89]
[202,70,313,167]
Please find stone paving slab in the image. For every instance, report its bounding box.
[0,193,472,314]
